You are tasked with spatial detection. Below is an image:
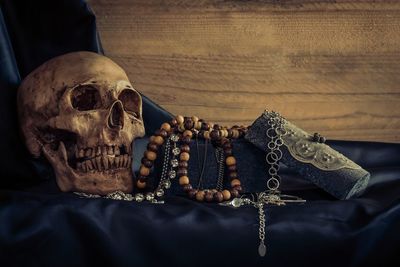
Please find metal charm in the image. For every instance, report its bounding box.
[262,111,362,171]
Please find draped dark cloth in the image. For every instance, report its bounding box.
[0,1,399,266]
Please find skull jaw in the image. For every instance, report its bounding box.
[55,167,133,195]
[43,141,134,195]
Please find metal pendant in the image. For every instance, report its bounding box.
[258,242,266,257]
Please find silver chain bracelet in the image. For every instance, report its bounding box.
[220,109,305,257]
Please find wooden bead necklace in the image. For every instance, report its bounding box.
[136,114,248,202]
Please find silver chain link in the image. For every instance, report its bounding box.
[257,202,266,257]
[215,147,225,191]
[255,110,287,256]
[159,137,171,185]
[265,110,286,192]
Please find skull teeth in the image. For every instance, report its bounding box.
[75,145,129,159]
[73,144,132,172]
[77,155,132,172]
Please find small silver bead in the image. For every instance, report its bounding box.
[168,170,176,179]
[171,159,179,168]
[135,193,144,202]
[145,192,155,201]
[172,147,180,155]
[163,180,171,189]
[171,134,179,142]
[156,189,164,197]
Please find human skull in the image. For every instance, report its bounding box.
[17,51,145,195]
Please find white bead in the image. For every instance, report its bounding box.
[135,193,144,202]
[156,189,164,197]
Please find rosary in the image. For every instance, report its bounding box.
[75,110,306,257]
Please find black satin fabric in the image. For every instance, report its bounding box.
[0,1,399,266]
[0,152,399,267]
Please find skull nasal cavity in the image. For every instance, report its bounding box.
[108,101,124,129]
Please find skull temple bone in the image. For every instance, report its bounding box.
[17,52,145,194]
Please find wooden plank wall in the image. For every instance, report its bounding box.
[88,0,400,142]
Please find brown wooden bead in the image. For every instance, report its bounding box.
[188,189,198,199]
[226,156,236,166]
[147,143,158,152]
[176,115,185,124]
[214,191,224,202]
[180,144,190,153]
[177,168,188,177]
[178,124,186,132]
[191,116,199,123]
[194,121,202,130]
[234,185,243,192]
[182,136,191,144]
[180,152,190,161]
[161,122,171,132]
[136,180,146,189]
[155,129,168,138]
[183,130,193,138]
[138,175,147,182]
[184,119,194,130]
[153,135,164,145]
[230,189,239,198]
[210,130,220,140]
[232,129,239,138]
[183,184,193,192]
[139,166,150,176]
[229,172,238,179]
[228,165,237,172]
[227,129,233,138]
[178,161,188,168]
[195,190,205,201]
[145,150,157,161]
[223,129,229,137]
[205,191,214,202]
[141,158,153,168]
[201,122,210,130]
[170,118,178,126]
[154,129,162,136]
[230,179,241,187]
[149,135,156,143]
[179,175,190,185]
[222,189,231,200]
[203,131,210,139]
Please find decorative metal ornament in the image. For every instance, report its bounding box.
[281,119,362,171]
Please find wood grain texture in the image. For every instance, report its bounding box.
[88,0,400,142]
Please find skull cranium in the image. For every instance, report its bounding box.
[17,51,145,194]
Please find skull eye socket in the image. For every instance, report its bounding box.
[71,85,101,111]
[118,89,141,118]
